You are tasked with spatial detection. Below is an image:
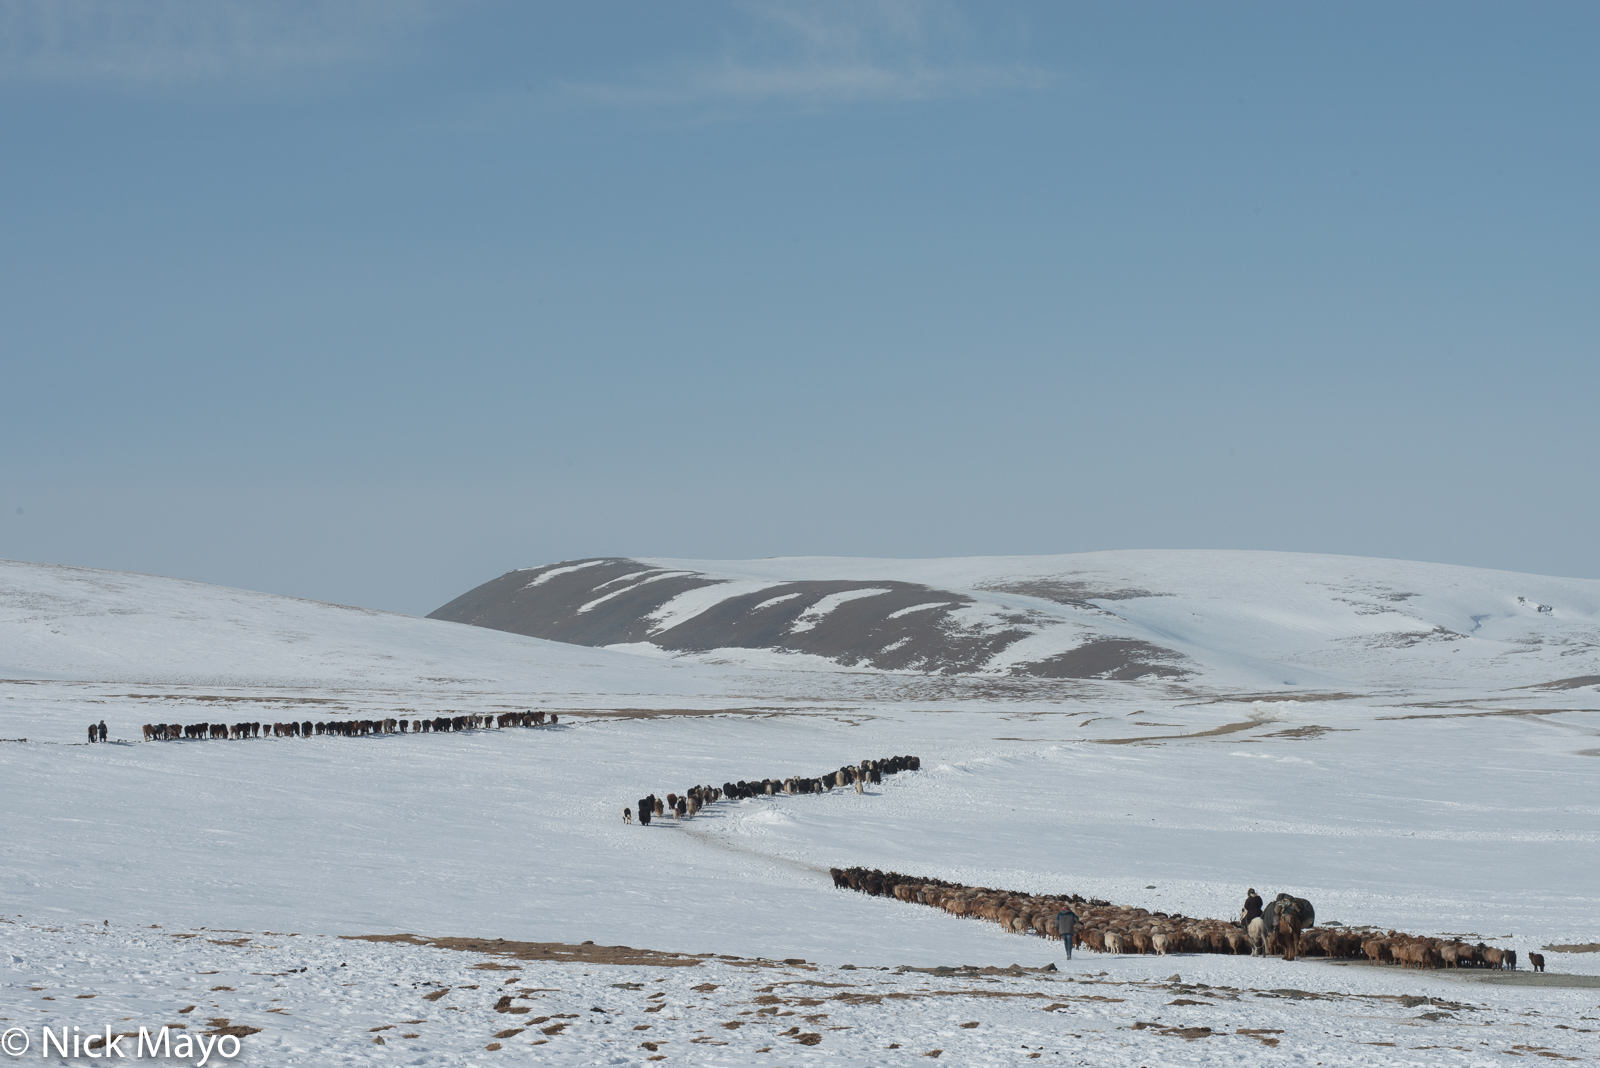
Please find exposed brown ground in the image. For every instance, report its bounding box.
[1376,708,1593,721]
[1090,720,1267,745]
[1310,959,1600,989]
[1528,675,1600,690]
[346,934,712,968]
[344,934,813,971]
[1185,692,1369,705]
[1258,725,1357,741]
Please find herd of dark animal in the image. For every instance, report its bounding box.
[125,711,558,742]
[829,867,1531,970]
[625,755,921,825]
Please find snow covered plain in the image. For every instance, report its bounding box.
[3,556,1599,1065]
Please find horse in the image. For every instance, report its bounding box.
[1261,894,1316,954]
[1247,917,1268,956]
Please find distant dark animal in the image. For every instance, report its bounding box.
[623,807,632,825]
[87,724,97,744]
[637,797,653,826]
[654,799,665,818]
[1529,952,1545,972]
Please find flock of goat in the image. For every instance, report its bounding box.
[829,867,1528,971]
[626,755,921,824]
[136,711,556,742]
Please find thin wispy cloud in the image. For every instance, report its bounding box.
[0,0,447,84]
[563,1,1052,111]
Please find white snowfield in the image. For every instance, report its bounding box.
[2,554,1599,1066]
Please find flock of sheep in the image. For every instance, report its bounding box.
[828,867,1524,970]
[139,710,556,741]
[629,755,921,824]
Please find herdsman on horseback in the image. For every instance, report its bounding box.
[1243,890,1314,958]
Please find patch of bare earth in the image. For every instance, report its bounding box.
[345,934,779,969]
[1091,720,1268,745]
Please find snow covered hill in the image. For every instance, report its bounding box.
[430,550,1600,690]
[0,558,735,694]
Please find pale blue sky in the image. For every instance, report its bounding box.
[2,1,1596,614]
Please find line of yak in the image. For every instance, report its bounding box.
[628,755,921,825]
[828,868,1522,971]
[139,711,557,742]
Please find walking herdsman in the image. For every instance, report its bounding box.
[1056,905,1079,959]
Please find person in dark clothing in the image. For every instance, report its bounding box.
[1242,888,1263,925]
[1055,906,1079,959]
[98,720,108,742]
